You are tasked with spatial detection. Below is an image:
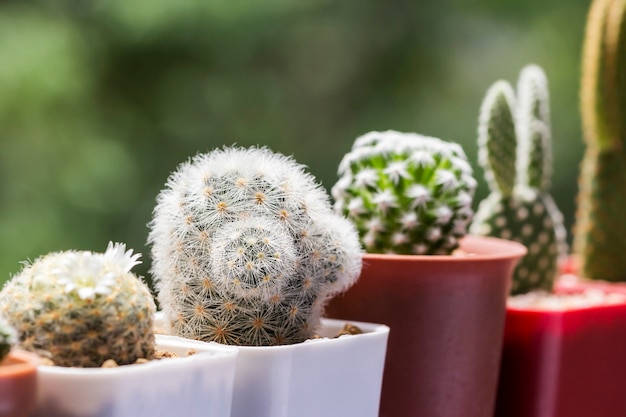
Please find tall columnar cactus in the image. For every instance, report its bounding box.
[575,0,626,281]
[0,243,156,367]
[149,147,362,346]
[0,315,17,362]
[331,131,477,255]
[470,65,568,295]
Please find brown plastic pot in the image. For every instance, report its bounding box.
[326,235,526,417]
[0,349,38,417]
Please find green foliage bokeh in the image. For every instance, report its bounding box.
[0,0,587,287]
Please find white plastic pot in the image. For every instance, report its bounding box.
[33,334,238,417]
[230,318,389,417]
[155,314,389,417]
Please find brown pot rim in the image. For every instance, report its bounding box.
[0,349,39,378]
[362,235,527,263]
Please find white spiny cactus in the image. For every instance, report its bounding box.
[149,146,362,346]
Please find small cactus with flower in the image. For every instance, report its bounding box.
[149,146,362,346]
[470,65,567,295]
[331,130,477,255]
[0,242,156,367]
[0,315,17,362]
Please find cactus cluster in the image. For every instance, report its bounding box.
[470,65,567,295]
[148,146,362,346]
[0,242,156,367]
[574,0,626,282]
[0,315,17,362]
[331,130,477,255]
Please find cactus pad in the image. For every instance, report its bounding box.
[471,65,567,295]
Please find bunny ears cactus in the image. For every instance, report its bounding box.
[149,147,362,346]
[470,65,567,295]
[332,130,477,255]
[574,0,626,282]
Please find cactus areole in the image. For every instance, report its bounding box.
[149,147,362,346]
[331,130,477,256]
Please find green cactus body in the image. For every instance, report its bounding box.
[471,65,567,295]
[331,131,477,255]
[0,315,17,362]
[0,243,156,367]
[149,147,362,346]
[575,0,626,281]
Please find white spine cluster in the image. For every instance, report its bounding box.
[149,147,362,346]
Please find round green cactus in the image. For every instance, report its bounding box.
[0,242,156,367]
[149,146,362,346]
[0,315,17,362]
[331,130,477,255]
[470,65,568,295]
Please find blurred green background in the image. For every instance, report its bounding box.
[0,0,588,287]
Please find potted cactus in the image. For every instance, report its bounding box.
[0,242,238,417]
[472,60,626,417]
[0,315,38,417]
[148,146,389,417]
[470,64,568,295]
[325,131,526,417]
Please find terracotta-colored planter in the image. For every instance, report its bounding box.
[326,235,526,417]
[495,273,626,417]
[0,349,39,417]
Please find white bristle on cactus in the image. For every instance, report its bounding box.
[149,146,362,346]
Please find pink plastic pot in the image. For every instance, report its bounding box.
[326,235,526,417]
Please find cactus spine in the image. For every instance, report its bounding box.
[149,147,362,346]
[0,243,156,367]
[575,0,626,281]
[331,131,477,255]
[471,65,567,295]
[0,315,16,362]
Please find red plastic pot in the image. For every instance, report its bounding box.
[495,272,626,417]
[0,349,38,417]
[326,235,526,417]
